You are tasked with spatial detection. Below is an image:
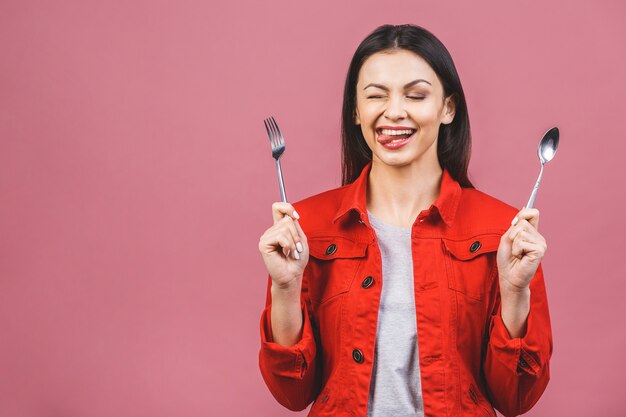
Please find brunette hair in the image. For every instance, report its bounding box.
[340,24,474,188]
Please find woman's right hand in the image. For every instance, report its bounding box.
[258,202,309,291]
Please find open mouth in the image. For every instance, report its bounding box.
[376,128,417,144]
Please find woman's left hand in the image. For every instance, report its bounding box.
[497,207,547,293]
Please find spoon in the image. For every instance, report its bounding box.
[525,126,560,209]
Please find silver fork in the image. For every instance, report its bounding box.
[264,116,288,203]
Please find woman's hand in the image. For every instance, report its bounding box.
[258,202,309,291]
[497,207,548,294]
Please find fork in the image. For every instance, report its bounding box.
[264,116,288,203]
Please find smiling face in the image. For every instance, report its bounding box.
[354,49,456,168]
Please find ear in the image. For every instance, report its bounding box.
[354,109,361,125]
[441,94,457,125]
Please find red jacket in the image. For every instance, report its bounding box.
[258,161,553,417]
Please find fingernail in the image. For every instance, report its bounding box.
[293,210,300,219]
[511,216,519,226]
[296,242,303,252]
[294,250,300,260]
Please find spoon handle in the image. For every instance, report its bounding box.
[526,163,544,209]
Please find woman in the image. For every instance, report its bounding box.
[258,24,552,417]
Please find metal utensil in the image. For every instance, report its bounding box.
[264,116,297,258]
[526,127,560,209]
[264,116,288,202]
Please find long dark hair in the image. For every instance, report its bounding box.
[340,24,474,188]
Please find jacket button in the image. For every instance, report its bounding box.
[362,276,374,289]
[325,243,337,255]
[519,357,529,368]
[469,241,481,253]
[469,387,478,404]
[352,349,364,363]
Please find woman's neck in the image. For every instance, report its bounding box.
[366,160,443,228]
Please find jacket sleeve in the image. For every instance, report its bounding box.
[484,262,553,417]
[258,273,322,411]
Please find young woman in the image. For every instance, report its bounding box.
[257,24,552,417]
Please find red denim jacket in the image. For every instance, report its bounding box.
[258,161,552,417]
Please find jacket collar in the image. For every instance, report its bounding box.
[332,161,462,227]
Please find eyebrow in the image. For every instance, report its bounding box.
[363,79,432,90]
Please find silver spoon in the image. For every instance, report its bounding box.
[526,127,560,209]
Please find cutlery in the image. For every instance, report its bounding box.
[265,116,299,258]
[264,116,288,203]
[526,126,560,209]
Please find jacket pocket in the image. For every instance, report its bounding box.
[306,235,368,306]
[441,234,501,301]
[468,384,496,417]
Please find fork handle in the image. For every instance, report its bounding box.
[276,159,287,203]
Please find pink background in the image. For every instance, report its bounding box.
[1,0,624,416]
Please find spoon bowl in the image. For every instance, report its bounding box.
[538,127,559,164]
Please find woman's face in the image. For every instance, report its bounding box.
[354,49,456,168]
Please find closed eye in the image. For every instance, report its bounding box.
[367,96,425,100]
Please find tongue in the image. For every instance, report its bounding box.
[381,133,412,142]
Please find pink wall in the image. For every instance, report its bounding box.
[1,0,624,415]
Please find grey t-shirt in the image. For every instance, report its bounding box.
[366,210,424,417]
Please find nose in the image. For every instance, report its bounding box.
[383,95,407,120]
